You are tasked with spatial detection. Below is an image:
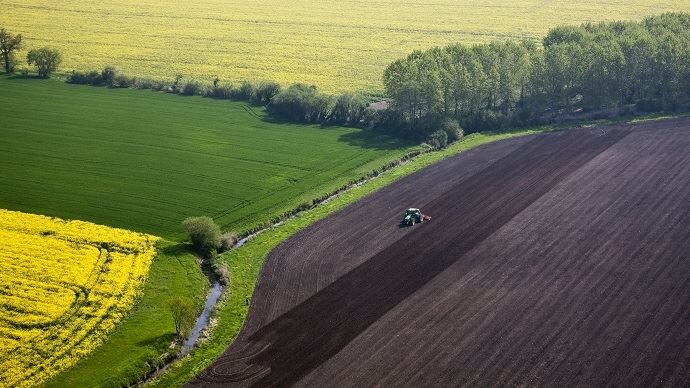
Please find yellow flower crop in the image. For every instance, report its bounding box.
[1,0,687,93]
[0,209,159,387]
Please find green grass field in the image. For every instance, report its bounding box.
[0,74,410,385]
[45,242,207,388]
[0,75,412,239]
[1,1,688,92]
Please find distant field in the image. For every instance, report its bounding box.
[0,209,158,387]
[1,1,688,93]
[0,75,411,238]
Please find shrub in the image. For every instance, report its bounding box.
[440,118,464,143]
[207,84,234,99]
[427,129,448,149]
[253,81,281,104]
[66,70,102,85]
[331,93,368,125]
[182,216,221,258]
[181,80,205,96]
[112,74,133,88]
[101,65,117,86]
[268,83,332,123]
[234,81,254,100]
[219,231,238,253]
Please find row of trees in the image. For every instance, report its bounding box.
[382,12,690,137]
[1,27,62,77]
[66,65,373,126]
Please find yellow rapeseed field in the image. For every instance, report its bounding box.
[0,209,158,387]
[1,0,688,93]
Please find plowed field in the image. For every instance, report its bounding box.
[191,118,690,387]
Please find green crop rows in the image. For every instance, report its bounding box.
[0,75,412,239]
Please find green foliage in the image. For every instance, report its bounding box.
[383,13,690,134]
[440,118,464,142]
[101,65,117,86]
[219,231,238,253]
[181,80,205,96]
[0,27,22,73]
[253,81,281,104]
[331,93,368,125]
[268,83,332,123]
[427,129,448,149]
[26,47,62,78]
[183,217,221,258]
[169,296,197,339]
[0,75,411,238]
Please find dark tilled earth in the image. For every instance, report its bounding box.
[190,118,690,387]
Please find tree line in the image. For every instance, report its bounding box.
[382,12,690,139]
[4,13,690,147]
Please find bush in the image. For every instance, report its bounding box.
[234,81,254,100]
[182,216,221,258]
[67,70,102,85]
[101,65,117,86]
[207,84,234,99]
[427,129,448,149]
[268,83,332,123]
[331,93,368,125]
[439,118,464,143]
[253,81,281,104]
[181,80,205,96]
[132,77,166,91]
[112,74,133,88]
[219,231,238,253]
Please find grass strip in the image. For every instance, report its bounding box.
[46,241,208,388]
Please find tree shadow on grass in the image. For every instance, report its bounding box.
[337,129,414,150]
[137,333,176,349]
[3,73,44,80]
[160,243,195,257]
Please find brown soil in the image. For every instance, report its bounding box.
[189,118,690,387]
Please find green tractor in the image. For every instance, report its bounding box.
[400,208,430,226]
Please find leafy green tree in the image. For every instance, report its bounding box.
[331,93,368,125]
[26,47,62,78]
[380,13,690,136]
[182,216,221,258]
[169,297,196,339]
[0,28,22,73]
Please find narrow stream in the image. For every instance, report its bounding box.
[181,281,224,355]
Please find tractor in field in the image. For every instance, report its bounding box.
[400,208,431,226]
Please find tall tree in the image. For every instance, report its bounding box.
[0,28,23,73]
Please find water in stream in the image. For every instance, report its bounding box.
[181,281,224,355]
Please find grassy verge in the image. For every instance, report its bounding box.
[46,241,208,388]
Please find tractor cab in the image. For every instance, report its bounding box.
[401,208,423,226]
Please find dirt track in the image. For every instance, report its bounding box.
[189,118,690,387]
